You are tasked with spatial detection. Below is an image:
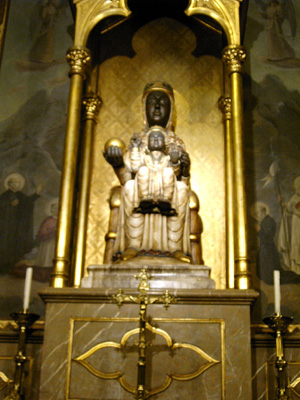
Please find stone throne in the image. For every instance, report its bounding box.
[38,1,258,399]
[103,185,204,265]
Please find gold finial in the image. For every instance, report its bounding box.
[135,268,152,292]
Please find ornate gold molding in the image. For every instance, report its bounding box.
[82,95,102,122]
[66,46,92,78]
[185,0,241,44]
[222,45,247,75]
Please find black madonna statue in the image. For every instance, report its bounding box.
[104,81,202,265]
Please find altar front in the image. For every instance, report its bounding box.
[39,286,257,399]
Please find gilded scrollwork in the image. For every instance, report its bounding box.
[82,95,102,121]
[222,45,247,74]
[66,46,92,78]
[218,96,231,121]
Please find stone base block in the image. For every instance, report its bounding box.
[81,261,215,290]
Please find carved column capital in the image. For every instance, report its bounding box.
[218,96,231,121]
[82,95,102,121]
[222,45,247,74]
[66,46,92,79]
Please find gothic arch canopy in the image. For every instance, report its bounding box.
[73,0,243,48]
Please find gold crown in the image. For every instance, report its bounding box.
[143,81,174,99]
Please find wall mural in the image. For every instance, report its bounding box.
[244,0,300,322]
[0,0,299,323]
[0,0,72,319]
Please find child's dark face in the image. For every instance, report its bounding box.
[148,131,165,152]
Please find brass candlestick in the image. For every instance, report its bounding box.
[263,314,293,400]
[4,311,40,400]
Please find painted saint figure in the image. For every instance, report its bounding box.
[35,199,58,268]
[251,202,281,284]
[0,173,41,273]
[104,82,192,263]
[29,0,63,64]
[256,0,298,65]
[278,176,300,274]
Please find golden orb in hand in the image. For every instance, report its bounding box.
[104,138,126,154]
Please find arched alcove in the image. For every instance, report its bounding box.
[51,0,251,292]
[85,16,226,288]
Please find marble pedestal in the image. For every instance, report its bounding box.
[81,259,215,290]
[39,286,258,400]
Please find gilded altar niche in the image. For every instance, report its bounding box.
[85,18,225,288]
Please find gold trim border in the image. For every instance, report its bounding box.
[66,317,225,400]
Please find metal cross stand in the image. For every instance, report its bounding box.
[112,268,176,400]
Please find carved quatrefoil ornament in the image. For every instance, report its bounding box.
[74,322,220,398]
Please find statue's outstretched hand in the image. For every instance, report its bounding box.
[130,133,141,148]
[180,151,190,177]
[169,149,181,165]
[103,145,124,168]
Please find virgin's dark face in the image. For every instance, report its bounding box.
[145,91,171,127]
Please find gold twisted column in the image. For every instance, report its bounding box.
[218,96,234,289]
[51,46,91,288]
[73,94,102,287]
[222,45,251,290]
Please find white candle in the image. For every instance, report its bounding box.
[274,270,281,315]
[23,267,33,311]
